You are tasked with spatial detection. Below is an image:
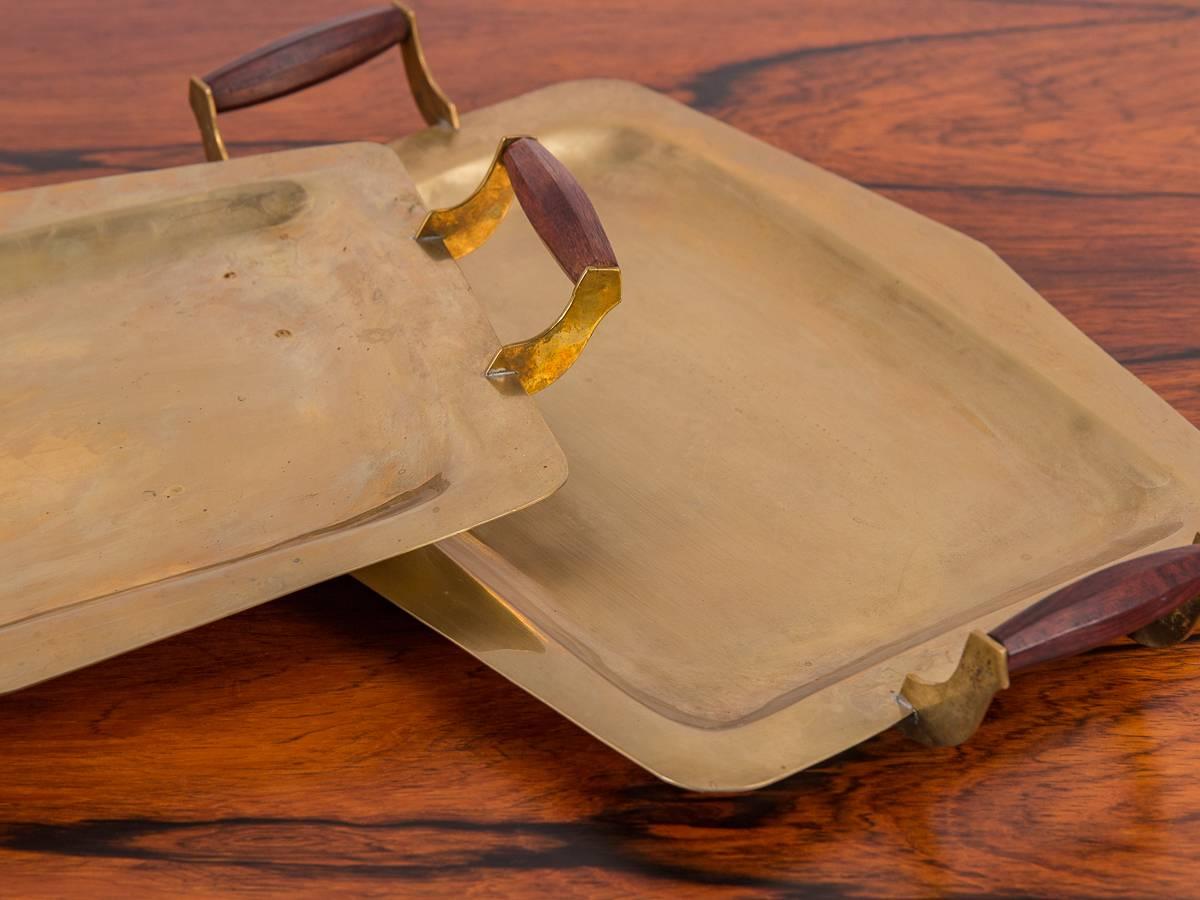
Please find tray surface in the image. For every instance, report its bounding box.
[0,143,565,692]
[360,81,1200,790]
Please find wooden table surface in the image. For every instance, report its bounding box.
[3,0,1200,895]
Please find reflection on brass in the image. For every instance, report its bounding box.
[898,632,1010,747]
[190,5,457,163]
[416,136,521,258]
[487,267,621,393]
[1130,532,1200,647]
[357,538,546,654]
[417,136,621,394]
[189,77,227,163]
[394,2,459,131]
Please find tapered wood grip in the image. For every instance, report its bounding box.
[991,545,1200,673]
[203,6,410,112]
[500,138,618,283]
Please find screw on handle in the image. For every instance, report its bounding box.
[189,3,456,162]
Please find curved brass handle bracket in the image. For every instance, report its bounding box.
[897,631,1010,748]
[416,136,522,258]
[487,266,621,394]
[1129,595,1200,647]
[189,3,456,163]
[417,136,621,394]
[189,77,227,163]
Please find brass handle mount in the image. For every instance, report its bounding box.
[899,536,1200,747]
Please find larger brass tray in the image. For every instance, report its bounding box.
[353,80,1200,790]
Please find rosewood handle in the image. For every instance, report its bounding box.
[991,545,1200,673]
[500,139,618,282]
[189,4,456,162]
[203,7,410,112]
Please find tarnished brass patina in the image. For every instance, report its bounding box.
[898,632,1010,747]
[417,136,622,394]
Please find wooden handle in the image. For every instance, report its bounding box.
[203,6,410,112]
[500,138,618,282]
[991,545,1200,673]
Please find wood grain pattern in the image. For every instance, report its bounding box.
[2,0,1200,896]
[204,6,409,112]
[993,546,1200,672]
[502,138,617,281]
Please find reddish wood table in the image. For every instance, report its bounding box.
[2,1,1199,895]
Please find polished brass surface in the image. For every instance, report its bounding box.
[361,81,1200,790]
[1130,532,1200,647]
[0,143,565,696]
[393,2,459,131]
[188,76,227,162]
[417,136,621,394]
[189,5,456,162]
[897,632,1010,747]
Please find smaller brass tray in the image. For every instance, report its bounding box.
[0,143,570,694]
[180,9,1200,789]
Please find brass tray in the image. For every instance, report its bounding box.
[351,80,1200,790]
[0,141,589,694]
